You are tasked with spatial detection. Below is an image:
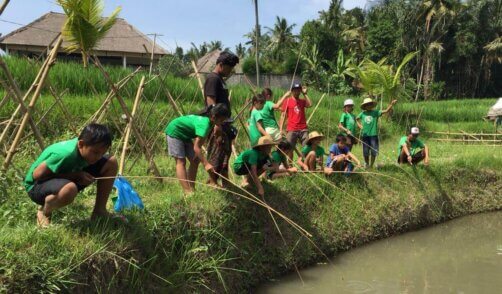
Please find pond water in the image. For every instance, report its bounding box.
[257,212,502,294]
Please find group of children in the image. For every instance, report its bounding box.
[24,81,430,226]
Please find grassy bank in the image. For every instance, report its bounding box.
[0,84,500,292]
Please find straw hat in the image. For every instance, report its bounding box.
[361,97,376,109]
[253,135,277,148]
[306,131,325,144]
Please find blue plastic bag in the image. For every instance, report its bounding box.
[113,176,144,212]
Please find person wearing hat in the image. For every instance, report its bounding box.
[397,127,429,165]
[338,99,357,150]
[297,131,326,171]
[204,51,240,187]
[356,96,397,168]
[280,82,312,159]
[233,136,276,196]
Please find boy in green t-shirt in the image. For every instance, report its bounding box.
[356,97,397,168]
[233,136,276,196]
[398,127,430,165]
[165,103,230,194]
[338,99,357,150]
[24,124,118,227]
[266,140,298,180]
[248,94,268,146]
[298,131,326,171]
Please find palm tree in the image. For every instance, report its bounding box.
[265,16,296,60]
[235,43,247,58]
[208,40,223,51]
[57,0,121,67]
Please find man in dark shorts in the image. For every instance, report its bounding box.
[24,124,118,227]
[204,51,239,186]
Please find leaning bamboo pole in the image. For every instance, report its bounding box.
[307,93,327,124]
[92,56,161,179]
[119,76,145,174]
[2,36,62,170]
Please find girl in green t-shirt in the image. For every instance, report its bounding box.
[297,131,326,171]
[338,99,357,150]
[248,94,268,146]
[165,104,230,194]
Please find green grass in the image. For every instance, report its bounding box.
[0,77,501,292]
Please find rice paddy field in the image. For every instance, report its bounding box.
[0,58,500,292]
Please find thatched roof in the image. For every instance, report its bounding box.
[0,12,167,56]
[196,49,243,74]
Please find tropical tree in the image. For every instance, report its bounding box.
[57,0,121,67]
[235,43,247,58]
[265,16,297,60]
[324,49,354,94]
[208,40,223,51]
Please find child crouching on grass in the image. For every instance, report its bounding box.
[324,134,361,175]
[297,131,326,172]
[165,103,230,194]
[233,136,276,197]
[265,140,298,180]
[24,123,118,227]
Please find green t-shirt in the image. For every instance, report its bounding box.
[233,149,269,170]
[339,112,356,135]
[357,110,382,137]
[301,145,325,158]
[398,136,425,155]
[259,101,279,129]
[248,109,264,146]
[165,115,211,142]
[270,150,286,164]
[24,138,89,192]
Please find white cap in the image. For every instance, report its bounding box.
[344,99,354,106]
[411,127,420,135]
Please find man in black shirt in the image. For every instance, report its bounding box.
[204,51,239,186]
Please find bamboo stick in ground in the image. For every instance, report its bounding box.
[2,36,62,171]
[119,76,145,174]
[191,60,205,99]
[307,93,327,124]
[92,56,161,179]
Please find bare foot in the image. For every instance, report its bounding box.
[37,208,51,228]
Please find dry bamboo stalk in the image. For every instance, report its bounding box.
[307,93,326,124]
[426,131,501,136]
[191,60,205,99]
[0,59,46,149]
[119,76,145,174]
[48,86,77,135]
[431,138,502,143]
[92,56,161,179]
[163,87,183,116]
[2,36,62,170]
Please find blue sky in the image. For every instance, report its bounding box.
[0,0,367,53]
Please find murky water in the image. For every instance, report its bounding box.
[257,212,502,294]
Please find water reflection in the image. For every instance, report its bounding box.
[258,212,502,294]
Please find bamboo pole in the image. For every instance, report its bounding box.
[92,56,161,179]
[0,58,46,149]
[191,60,205,99]
[119,76,145,174]
[0,91,9,109]
[2,36,62,170]
[307,93,326,124]
[0,0,10,16]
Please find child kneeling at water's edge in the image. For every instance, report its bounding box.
[298,131,326,172]
[165,103,231,194]
[325,134,361,175]
[24,124,118,227]
[266,140,298,180]
[233,136,276,197]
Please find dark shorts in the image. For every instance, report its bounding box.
[398,149,426,164]
[234,163,251,176]
[27,155,110,206]
[362,136,379,157]
[286,130,309,147]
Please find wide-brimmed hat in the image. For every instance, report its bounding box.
[361,97,376,108]
[306,131,325,144]
[253,135,277,148]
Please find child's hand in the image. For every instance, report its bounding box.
[391,99,398,105]
[407,155,413,165]
[288,167,298,173]
[302,86,308,95]
[78,172,95,186]
[205,163,214,171]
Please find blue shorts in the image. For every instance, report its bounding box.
[362,136,379,157]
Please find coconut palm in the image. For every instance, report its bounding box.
[265,16,297,60]
[57,0,121,67]
[235,43,247,58]
[347,52,417,102]
[208,40,223,51]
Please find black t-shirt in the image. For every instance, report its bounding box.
[204,72,230,114]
